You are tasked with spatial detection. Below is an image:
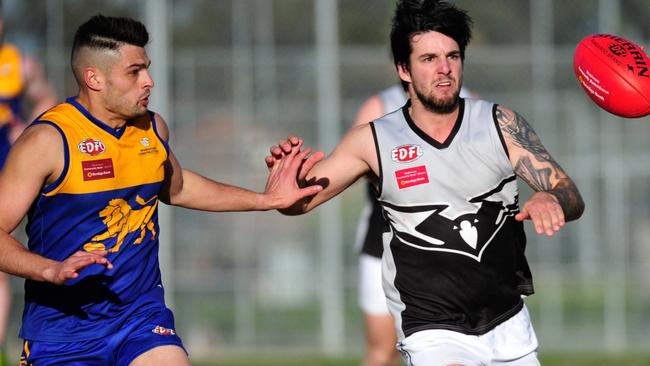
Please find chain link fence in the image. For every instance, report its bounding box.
[3,0,650,360]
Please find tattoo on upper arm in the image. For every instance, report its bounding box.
[496,107,561,190]
[496,106,585,220]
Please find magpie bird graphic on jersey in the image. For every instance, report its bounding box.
[381,175,519,262]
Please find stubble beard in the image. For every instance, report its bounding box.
[415,85,461,114]
[105,81,148,120]
[105,94,148,120]
[131,104,148,118]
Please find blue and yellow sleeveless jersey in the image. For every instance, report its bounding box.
[20,97,170,342]
[0,43,24,168]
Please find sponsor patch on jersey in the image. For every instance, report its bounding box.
[139,136,160,155]
[152,325,176,336]
[395,165,429,189]
[139,147,159,156]
[391,144,423,163]
[82,158,115,181]
[78,138,106,156]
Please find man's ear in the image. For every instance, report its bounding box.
[397,62,412,84]
[83,67,103,92]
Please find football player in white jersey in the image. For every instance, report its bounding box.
[268,1,584,365]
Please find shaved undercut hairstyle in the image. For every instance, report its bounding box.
[71,14,149,84]
[390,0,473,88]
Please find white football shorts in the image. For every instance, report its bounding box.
[397,305,540,366]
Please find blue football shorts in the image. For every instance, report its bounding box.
[20,305,185,366]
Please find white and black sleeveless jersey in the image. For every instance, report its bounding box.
[371,98,534,339]
[358,85,472,258]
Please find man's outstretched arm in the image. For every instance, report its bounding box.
[266,123,378,215]
[153,113,323,212]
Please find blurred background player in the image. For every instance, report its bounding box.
[352,84,474,366]
[0,5,57,167]
[0,3,56,364]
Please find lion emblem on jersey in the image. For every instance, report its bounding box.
[83,195,158,253]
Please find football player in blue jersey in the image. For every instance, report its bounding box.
[0,14,320,366]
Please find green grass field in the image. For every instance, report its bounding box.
[195,353,650,366]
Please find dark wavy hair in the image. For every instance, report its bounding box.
[390,0,473,84]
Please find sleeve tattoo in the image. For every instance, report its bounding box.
[495,106,584,220]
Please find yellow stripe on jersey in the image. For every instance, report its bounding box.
[38,102,168,196]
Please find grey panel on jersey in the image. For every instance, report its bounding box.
[360,85,474,257]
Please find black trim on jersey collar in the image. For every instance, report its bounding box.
[401,98,465,150]
[66,96,129,139]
